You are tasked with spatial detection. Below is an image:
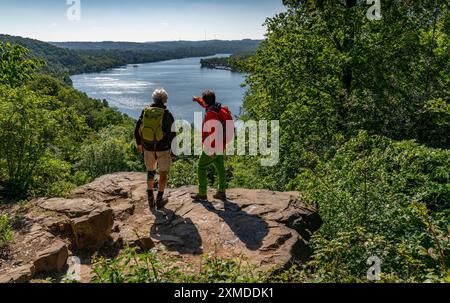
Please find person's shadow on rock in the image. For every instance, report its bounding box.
[196,198,269,251]
[149,208,203,255]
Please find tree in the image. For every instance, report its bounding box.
[75,125,142,180]
[0,42,44,87]
[243,0,449,188]
[0,43,87,198]
[0,86,63,197]
[0,40,145,201]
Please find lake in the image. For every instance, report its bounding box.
[71,55,246,122]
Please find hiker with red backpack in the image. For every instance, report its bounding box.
[135,88,176,210]
[191,90,234,201]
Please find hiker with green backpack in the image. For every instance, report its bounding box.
[135,88,176,210]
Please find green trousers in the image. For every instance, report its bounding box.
[198,152,227,196]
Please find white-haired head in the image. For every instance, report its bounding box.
[152,88,168,104]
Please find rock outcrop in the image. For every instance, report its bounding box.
[0,172,321,283]
[37,198,114,250]
[0,227,69,283]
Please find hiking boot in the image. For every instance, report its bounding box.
[147,190,156,209]
[213,191,227,201]
[191,193,208,202]
[156,196,169,209]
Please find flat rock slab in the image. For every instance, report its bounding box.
[38,198,109,218]
[1,172,321,282]
[74,173,321,272]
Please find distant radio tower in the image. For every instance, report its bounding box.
[204,30,207,41]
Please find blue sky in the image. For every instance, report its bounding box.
[0,0,285,42]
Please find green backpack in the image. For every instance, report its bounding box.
[139,107,166,143]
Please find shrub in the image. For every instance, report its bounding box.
[76,140,128,179]
[0,214,13,248]
[91,247,264,283]
[290,132,450,281]
[91,247,181,283]
[0,85,82,199]
[169,159,197,188]
[227,156,279,190]
[194,255,264,283]
[76,125,143,180]
[30,157,75,198]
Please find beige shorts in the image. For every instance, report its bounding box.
[144,150,172,172]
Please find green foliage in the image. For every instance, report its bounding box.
[226,156,279,190]
[287,132,450,282]
[233,1,450,283]
[1,2,449,285]
[0,43,136,200]
[0,86,79,198]
[168,155,279,190]
[0,214,13,249]
[290,214,450,283]
[169,158,198,188]
[91,247,180,283]
[0,42,44,87]
[413,202,450,282]
[194,255,263,283]
[76,126,143,181]
[91,247,264,283]
[28,75,132,132]
[298,132,450,234]
[243,0,449,188]
[30,157,75,198]
[424,98,450,132]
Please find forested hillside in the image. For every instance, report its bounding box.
[0,35,81,84]
[0,35,261,84]
[50,39,261,52]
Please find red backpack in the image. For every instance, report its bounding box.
[209,105,235,146]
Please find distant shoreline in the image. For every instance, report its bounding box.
[200,55,247,73]
[70,54,234,77]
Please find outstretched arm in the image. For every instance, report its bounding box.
[193,97,208,109]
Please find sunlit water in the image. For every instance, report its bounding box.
[71,55,246,122]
